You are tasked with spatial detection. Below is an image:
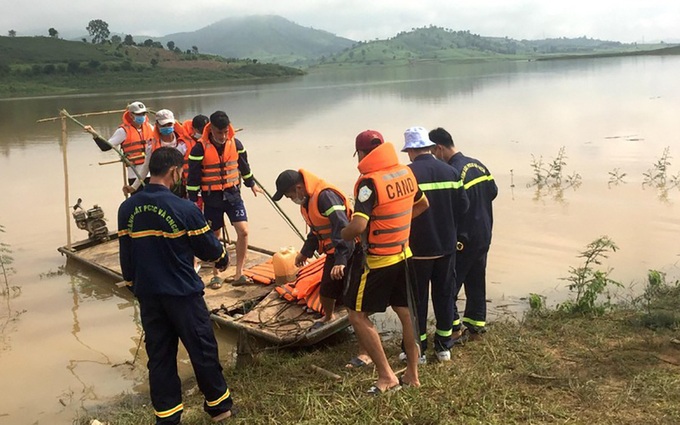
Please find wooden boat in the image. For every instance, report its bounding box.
[58,233,350,347]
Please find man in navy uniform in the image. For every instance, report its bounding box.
[118,147,235,424]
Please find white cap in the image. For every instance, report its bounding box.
[401,126,435,152]
[155,109,175,125]
[127,101,147,114]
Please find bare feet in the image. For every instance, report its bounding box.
[212,409,234,422]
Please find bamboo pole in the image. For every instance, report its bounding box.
[122,162,129,199]
[252,176,306,242]
[61,116,72,250]
[36,109,125,123]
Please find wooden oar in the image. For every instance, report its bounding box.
[60,109,146,186]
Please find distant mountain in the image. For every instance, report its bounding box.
[159,15,355,65]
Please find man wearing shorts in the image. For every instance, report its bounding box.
[341,130,429,394]
[187,111,260,288]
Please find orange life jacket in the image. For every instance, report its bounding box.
[355,142,417,256]
[119,111,154,166]
[275,257,325,314]
[197,123,239,193]
[298,169,353,255]
[182,120,202,144]
[241,260,276,285]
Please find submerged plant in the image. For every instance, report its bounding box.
[558,236,622,315]
[642,147,672,190]
[0,224,15,295]
[608,168,627,188]
[528,146,581,200]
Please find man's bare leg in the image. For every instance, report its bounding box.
[393,306,421,387]
[232,221,248,279]
[348,310,399,391]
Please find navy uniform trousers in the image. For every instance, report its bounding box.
[453,244,489,334]
[139,292,232,424]
[413,254,457,351]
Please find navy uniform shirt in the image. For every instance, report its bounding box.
[447,152,498,248]
[118,183,227,297]
[408,154,469,257]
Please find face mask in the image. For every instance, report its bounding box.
[291,195,307,206]
[159,126,174,136]
[193,132,201,140]
[171,168,183,192]
[133,115,146,125]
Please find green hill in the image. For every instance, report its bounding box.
[320,26,671,66]
[0,36,304,98]
[159,15,355,65]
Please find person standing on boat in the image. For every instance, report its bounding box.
[341,130,429,394]
[183,114,210,145]
[272,169,364,330]
[118,147,235,424]
[400,126,469,363]
[429,127,497,340]
[125,109,192,198]
[84,101,154,192]
[186,110,260,288]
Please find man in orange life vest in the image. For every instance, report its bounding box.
[182,114,209,145]
[126,109,193,197]
[186,111,261,287]
[341,130,430,394]
[84,101,154,192]
[272,169,365,330]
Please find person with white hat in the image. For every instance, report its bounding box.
[125,109,193,197]
[84,101,154,193]
[399,126,469,363]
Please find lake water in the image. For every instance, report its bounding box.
[1,56,679,424]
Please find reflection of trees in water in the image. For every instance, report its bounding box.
[0,223,22,352]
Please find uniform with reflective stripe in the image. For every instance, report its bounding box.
[354,142,418,256]
[298,169,353,255]
[119,111,154,166]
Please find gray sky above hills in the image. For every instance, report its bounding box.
[5,0,679,43]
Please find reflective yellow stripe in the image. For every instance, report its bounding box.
[365,247,412,269]
[188,154,203,161]
[117,229,129,237]
[129,229,187,239]
[353,212,370,221]
[322,205,346,216]
[464,175,494,190]
[187,225,211,236]
[355,266,370,312]
[462,317,486,327]
[420,333,427,341]
[241,172,253,179]
[436,328,452,337]
[452,319,461,327]
[155,403,183,418]
[206,388,231,407]
[237,149,246,154]
[186,185,200,191]
[418,180,463,191]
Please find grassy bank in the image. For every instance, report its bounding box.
[77,267,680,425]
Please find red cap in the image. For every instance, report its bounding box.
[355,130,384,155]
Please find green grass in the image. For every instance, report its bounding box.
[76,306,680,425]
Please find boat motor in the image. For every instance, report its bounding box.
[71,198,109,242]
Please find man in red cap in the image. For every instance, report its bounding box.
[341,130,429,394]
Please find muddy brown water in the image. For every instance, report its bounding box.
[1,56,679,423]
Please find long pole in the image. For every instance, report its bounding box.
[59,109,146,185]
[61,116,72,250]
[253,176,306,242]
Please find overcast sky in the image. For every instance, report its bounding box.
[5,0,680,43]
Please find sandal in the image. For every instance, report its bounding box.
[367,383,401,396]
[232,275,254,287]
[345,356,373,369]
[209,276,223,290]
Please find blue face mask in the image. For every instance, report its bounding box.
[159,126,174,136]
[133,115,146,125]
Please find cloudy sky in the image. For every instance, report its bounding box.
[4,0,680,43]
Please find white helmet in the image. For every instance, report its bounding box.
[127,101,147,114]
